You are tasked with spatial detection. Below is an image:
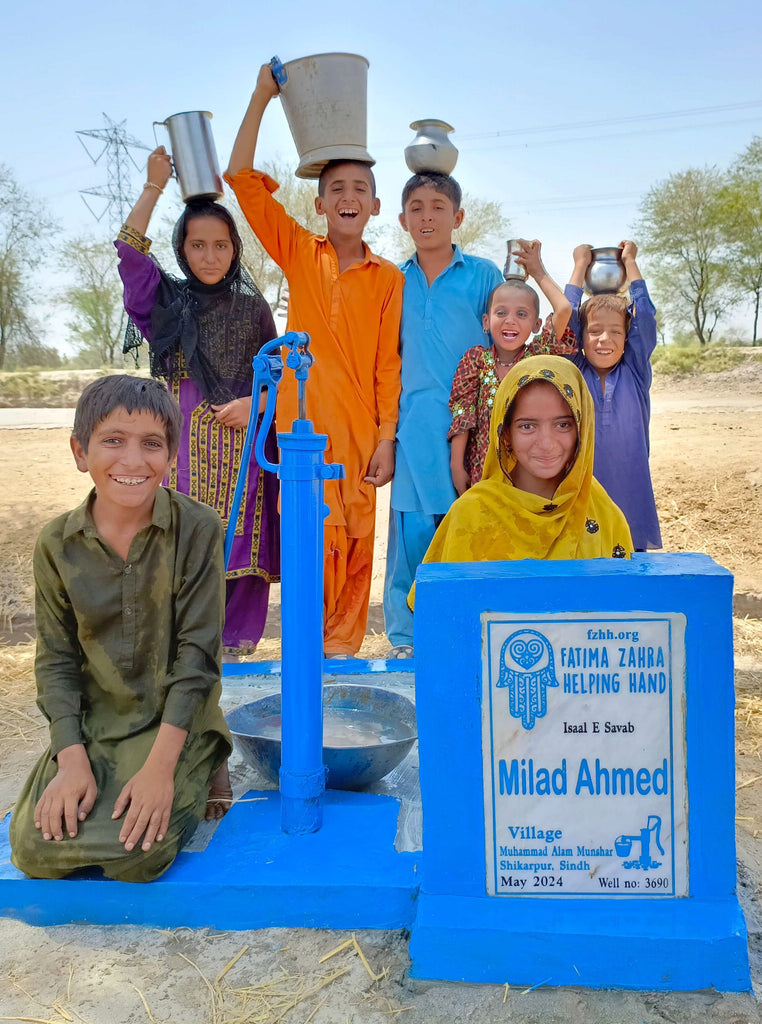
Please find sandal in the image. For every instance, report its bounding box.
[205,761,233,821]
[388,644,414,659]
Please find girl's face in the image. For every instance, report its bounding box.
[505,381,578,499]
[182,216,234,284]
[483,284,542,356]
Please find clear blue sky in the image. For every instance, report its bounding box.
[4,0,762,342]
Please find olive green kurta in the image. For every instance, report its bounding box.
[10,487,232,882]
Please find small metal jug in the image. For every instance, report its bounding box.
[153,111,223,203]
[585,247,627,294]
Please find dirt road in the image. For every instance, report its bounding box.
[1,369,761,1023]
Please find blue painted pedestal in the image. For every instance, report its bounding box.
[408,553,750,991]
[0,787,419,930]
[0,660,420,931]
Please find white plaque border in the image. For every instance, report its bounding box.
[481,611,688,898]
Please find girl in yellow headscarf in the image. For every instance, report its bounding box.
[413,356,632,586]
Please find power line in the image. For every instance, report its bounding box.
[466,114,762,153]
[519,191,643,208]
[457,99,762,142]
[374,100,762,153]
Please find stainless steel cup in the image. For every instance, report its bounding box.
[503,239,527,281]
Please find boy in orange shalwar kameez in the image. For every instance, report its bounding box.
[226,64,403,657]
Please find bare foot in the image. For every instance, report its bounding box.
[206,760,233,820]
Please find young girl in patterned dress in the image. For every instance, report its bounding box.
[448,239,574,494]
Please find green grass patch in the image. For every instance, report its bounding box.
[651,344,749,375]
[0,372,60,405]
[0,368,148,408]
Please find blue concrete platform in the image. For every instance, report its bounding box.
[0,787,420,930]
[410,893,751,991]
[1,659,420,931]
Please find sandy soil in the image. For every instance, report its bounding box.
[1,368,761,1022]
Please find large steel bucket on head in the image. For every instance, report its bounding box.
[154,110,223,203]
[271,53,374,179]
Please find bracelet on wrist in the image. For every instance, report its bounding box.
[118,223,152,256]
[143,182,164,194]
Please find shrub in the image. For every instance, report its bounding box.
[651,344,747,376]
[0,372,59,406]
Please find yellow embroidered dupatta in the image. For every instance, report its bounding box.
[419,356,632,575]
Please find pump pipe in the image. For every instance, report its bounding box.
[224,331,344,834]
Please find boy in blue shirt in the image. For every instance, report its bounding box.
[564,241,661,551]
[383,173,502,656]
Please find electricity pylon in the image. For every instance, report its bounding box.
[77,114,150,233]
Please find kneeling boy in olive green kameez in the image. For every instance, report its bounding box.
[10,375,232,883]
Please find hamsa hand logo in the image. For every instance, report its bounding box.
[496,629,559,730]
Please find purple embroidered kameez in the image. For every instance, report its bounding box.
[116,239,280,651]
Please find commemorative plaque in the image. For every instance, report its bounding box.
[482,612,688,898]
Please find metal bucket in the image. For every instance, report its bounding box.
[153,110,223,203]
[271,53,374,179]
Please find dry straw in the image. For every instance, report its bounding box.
[0,641,43,750]
[142,937,392,1024]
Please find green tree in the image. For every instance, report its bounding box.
[635,167,734,345]
[454,194,510,259]
[226,159,324,310]
[0,166,58,369]
[60,237,127,366]
[5,337,62,370]
[718,137,762,345]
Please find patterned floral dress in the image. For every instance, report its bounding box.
[448,321,577,484]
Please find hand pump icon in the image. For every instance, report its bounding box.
[615,815,664,870]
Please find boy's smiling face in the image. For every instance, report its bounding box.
[314,163,380,239]
[583,307,627,375]
[71,408,174,520]
[399,184,463,251]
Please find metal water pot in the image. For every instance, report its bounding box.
[585,247,627,294]
[153,111,223,203]
[404,119,458,175]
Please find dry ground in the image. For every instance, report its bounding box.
[1,365,761,1023]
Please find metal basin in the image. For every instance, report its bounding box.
[226,684,417,791]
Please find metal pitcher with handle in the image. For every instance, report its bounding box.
[153,111,223,203]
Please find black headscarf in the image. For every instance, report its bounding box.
[123,201,276,405]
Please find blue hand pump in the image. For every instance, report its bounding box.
[224,332,345,834]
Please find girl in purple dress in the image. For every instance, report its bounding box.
[115,146,279,658]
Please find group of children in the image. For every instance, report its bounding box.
[10,62,660,883]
